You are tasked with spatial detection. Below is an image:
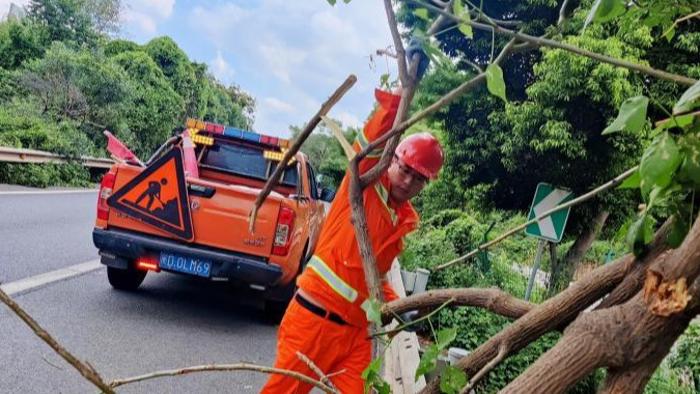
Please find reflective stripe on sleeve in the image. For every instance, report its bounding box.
[307,255,358,303]
[374,183,397,224]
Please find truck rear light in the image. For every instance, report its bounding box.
[136,255,160,272]
[96,172,116,221]
[272,206,295,256]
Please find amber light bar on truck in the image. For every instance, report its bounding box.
[186,118,291,149]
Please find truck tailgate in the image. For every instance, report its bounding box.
[106,165,282,258]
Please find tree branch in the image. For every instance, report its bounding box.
[0,288,115,394]
[459,344,507,394]
[421,222,670,393]
[296,351,339,392]
[384,0,409,86]
[381,288,533,322]
[500,217,700,393]
[109,362,338,393]
[249,74,356,232]
[411,0,698,86]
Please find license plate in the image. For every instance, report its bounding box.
[159,253,212,278]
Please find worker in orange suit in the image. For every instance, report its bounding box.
[261,42,442,394]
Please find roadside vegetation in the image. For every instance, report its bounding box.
[0,0,255,187]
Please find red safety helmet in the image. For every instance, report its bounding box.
[395,132,444,180]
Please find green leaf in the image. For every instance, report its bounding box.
[677,132,700,187]
[362,358,390,394]
[626,213,655,256]
[414,8,430,21]
[668,214,690,248]
[326,0,337,5]
[602,96,649,135]
[663,26,676,42]
[618,170,641,189]
[674,80,700,115]
[436,327,458,349]
[485,64,507,103]
[453,0,473,39]
[343,0,352,3]
[639,132,682,192]
[583,0,626,28]
[362,297,383,326]
[416,344,439,381]
[440,365,469,394]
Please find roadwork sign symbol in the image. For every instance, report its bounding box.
[108,147,193,240]
[525,183,574,243]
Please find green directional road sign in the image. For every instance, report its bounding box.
[525,183,574,243]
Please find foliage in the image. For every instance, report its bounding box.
[0,5,255,187]
[670,323,700,390]
[290,122,358,189]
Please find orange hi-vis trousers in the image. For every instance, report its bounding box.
[260,297,370,394]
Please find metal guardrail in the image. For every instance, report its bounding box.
[0,146,114,169]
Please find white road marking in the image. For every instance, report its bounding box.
[1,260,103,296]
[0,189,98,196]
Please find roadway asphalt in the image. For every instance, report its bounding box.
[0,189,99,283]
[0,186,279,393]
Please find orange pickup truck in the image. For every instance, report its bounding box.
[92,120,333,312]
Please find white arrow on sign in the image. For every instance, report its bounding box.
[533,189,572,240]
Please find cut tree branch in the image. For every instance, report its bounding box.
[0,288,115,394]
[410,0,697,86]
[421,221,670,393]
[459,344,507,394]
[381,288,533,322]
[249,74,356,232]
[385,0,409,86]
[109,362,338,393]
[296,351,339,392]
[501,215,700,393]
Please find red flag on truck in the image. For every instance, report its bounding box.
[104,130,140,164]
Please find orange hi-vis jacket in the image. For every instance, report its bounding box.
[296,89,419,328]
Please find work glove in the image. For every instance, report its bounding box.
[399,310,421,332]
[405,37,431,81]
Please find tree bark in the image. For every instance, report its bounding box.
[381,288,534,322]
[500,216,700,393]
[421,221,671,393]
[549,210,609,295]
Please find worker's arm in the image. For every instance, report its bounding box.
[382,277,399,302]
[352,89,402,175]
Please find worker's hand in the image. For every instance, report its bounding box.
[405,37,430,81]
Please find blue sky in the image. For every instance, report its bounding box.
[2,0,400,138]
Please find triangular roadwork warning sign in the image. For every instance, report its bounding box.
[107,147,193,240]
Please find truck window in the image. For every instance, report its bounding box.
[306,163,318,200]
[200,142,298,187]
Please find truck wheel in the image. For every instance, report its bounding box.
[107,266,147,290]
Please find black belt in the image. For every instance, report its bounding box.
[295,293,347,326]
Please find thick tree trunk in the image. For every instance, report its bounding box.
[501,216,700,393]
[549,210,609,295]
[420,221,671,394]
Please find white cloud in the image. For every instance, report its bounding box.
[210,50,235,85]
[182,1,396,136]
[121,0,175,38]
[0,0,28,20]
[264,97,295,114]
[334,111,362,129]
